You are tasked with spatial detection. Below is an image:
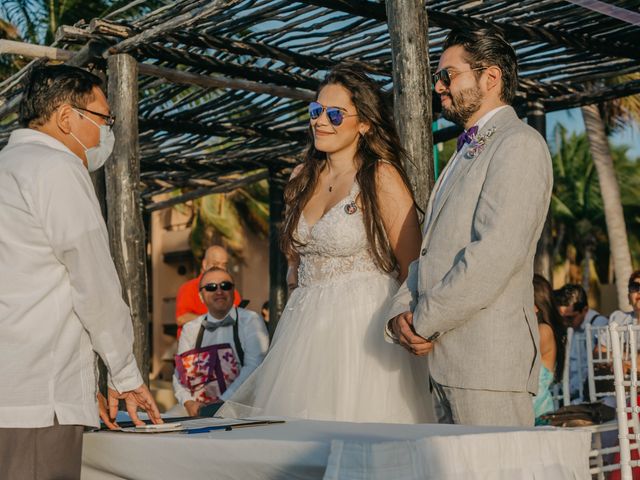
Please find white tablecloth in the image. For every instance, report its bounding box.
[81,418,591,480]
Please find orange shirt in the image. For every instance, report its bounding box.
[175,273,241,337]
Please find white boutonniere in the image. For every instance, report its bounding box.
[464,126,497,159]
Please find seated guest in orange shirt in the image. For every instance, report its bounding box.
[176,245,241,336]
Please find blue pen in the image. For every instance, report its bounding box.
[183,425,229,435]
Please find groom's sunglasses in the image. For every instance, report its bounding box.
[432,67,487,88]
[308,101,357,126]
[200,281,234,292]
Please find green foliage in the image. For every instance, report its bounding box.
[435,137,457,177]
[183,179,270,262]
[551,124,640,278]
[601,76,640,134]
[0,0,166,80]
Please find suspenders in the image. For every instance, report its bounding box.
[195,307,245,366]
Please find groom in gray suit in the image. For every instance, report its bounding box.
[386,28,552,426]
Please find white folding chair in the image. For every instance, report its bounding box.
[610,323,640,480]
[568,327,589,403]
[551,327,573,410]
[584,324,621,479]
[586,324,618,402]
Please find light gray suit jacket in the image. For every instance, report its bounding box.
[388,106,552,395]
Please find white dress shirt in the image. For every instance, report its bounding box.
[173,308,269,405]
[568,309,609,399]
[0,129,143,428]
[609,310,637,327]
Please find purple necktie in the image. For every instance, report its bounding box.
[456,125,479,152]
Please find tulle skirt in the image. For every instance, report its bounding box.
[219,271,434,423]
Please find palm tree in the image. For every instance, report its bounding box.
[0,17,22,79]
[582,76,640,309]
[551,124,640,301]
[0,0,158,45]
[0,1,165,80]
[551,125,605,285]
[177,179,270,263]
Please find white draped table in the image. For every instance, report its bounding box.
[81,417,591,480]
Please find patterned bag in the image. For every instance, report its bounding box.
[174,342,240,403]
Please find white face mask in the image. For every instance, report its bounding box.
[69,109,115,172]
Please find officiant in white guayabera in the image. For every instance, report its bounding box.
[387,27,553,427]
[0,65,162,480]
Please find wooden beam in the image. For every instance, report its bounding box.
[166,32,388,77]
[139,117,306,143]
[55,20,387,78]
[543,79,640,111]
[0,39,316,102]
[137,63,315,101]
[267,166,288,337]
[0,39,111,118]
[145,170,269,212]
[386,0,434,211]
[301,0,640,60]
[136,43,319,90]
[105,54,150,383]
[0,39,73,61]
[433,125,462,145]
[527,100,552,282]
[107,0,236,56]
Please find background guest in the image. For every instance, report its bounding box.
[609,270,640,328]
[533,275,567,423]
[554,283,608,402]
[175,244,242,336]
[173,267,269,417]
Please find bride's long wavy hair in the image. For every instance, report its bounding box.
[280,64,417,274]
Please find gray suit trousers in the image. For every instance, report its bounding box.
[432,378,534,427]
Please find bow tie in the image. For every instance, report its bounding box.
[456,125,479,152]
[203,314,235,332]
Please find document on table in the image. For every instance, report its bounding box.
[117,417,285,434]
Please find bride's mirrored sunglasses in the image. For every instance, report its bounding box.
[308,101,357,126]
[432,67,487,88]
[200,281,234,292]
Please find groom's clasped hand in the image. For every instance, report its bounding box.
[389,312,433,356]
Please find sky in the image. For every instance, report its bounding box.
[547,108,639,159]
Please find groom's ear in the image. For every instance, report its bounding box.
[484,65,502,96]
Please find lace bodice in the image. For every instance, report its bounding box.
[295,183,381,287]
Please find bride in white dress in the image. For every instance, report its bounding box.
[219,64,433,423]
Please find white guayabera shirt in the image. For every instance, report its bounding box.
[0,129,143,428]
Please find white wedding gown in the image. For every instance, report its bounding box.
[219,183,434,423]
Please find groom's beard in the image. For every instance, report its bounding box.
[441,85,483,127]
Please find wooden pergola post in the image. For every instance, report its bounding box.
[386,0,434,211]
[105,54,150,383]
[528,99,553,283]
[267,166,288,337]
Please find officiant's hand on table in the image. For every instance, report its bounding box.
[98,383,163,430]
[390,312,433,356]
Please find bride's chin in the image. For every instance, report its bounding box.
[314,140,333,153]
